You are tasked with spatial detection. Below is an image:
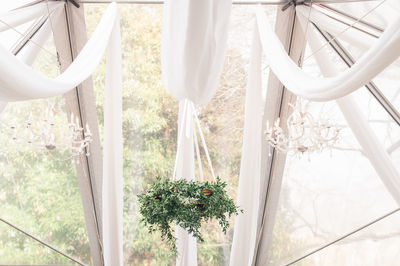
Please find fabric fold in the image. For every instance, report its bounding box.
[304,20,400,206]
[229,23,263,266]
[161,1,232,264]
[161,0,231,105]
[256,6,400,101]
[0,3,118,101]
[103,10,123,266]
[0,3,123,265]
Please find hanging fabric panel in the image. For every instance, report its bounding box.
[174,99,198,266]
[103,11,123,266]
[0,6,57,114]
[0,3,118,101]
[161,0,231,264]
[304,23,400,205]
[161,0,231,105]
[255,6,400,101]
[229,24,263,266]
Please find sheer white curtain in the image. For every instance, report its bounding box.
[161,0,231,105]
[0,3,120,101]
[229,24,264,266]
[304,19,400,206]
[230,6,400,265]
[161,0,231,264]
[255,6,400,101]
[0,5,58,113]
[0,3,123,265]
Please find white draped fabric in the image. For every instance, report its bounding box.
[174,99,198,266]
[16,16,54,66]
[0,2,63,32]
[161,0,231,264]
[161,0,231,105]
[230,5,400,265]
[255,6,400,101]
[103,12,123,266]
[305,24,400,205]
[229,25,263,266]
[0,3,123,265]
[0,4,119,101]
[0,6,57,114]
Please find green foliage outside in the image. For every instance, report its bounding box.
[0,38,91,264]
[86,4,247,265]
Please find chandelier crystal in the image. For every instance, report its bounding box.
[265,99,342,155]
[8,103,93,162]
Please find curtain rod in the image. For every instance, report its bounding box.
[76,0,379,5]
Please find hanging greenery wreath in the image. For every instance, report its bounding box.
[138,177,242,253]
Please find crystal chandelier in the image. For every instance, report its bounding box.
[265,99,341,155]
[8,104,93,162]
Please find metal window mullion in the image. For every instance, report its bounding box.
[252,5,307,265]
[313,24,400,127]
[0,217,86,266]
[318,4,384,34]
[11,16,48,55]
[63,5,102,239]
[52,3,105,265]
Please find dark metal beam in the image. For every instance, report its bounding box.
[285,207,400,265]
[11,16,48,56]
[0,217,86,266]
[313,23,400,127]
[67,0,81,8]
[318,4,384,34]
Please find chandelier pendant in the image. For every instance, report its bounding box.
[8,103,93,163]
[265,99,342,156]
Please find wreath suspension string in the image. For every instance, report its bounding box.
[173,100,216,182]
[173,100,189,181]
[193,120,204,182]
[191,102,216,182]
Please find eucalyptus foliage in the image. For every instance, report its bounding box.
[138,177,242,252]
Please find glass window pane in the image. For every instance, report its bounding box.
[299,210,400,265]
[84,4,277,265]
[265,2,400,263]
[0,31,91,265]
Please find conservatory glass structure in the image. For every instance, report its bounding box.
[0,0,399,265]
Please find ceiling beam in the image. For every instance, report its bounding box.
[0,217,86,266]
[11,16,48,55]
[313,24,400,127]
[318,4,384,33]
